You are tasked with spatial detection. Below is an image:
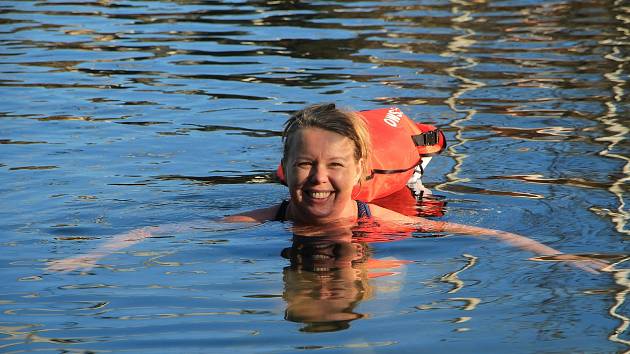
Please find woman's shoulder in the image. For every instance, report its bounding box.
[367,202,445,231]
[223,203,284,223]
[366,203,407,220]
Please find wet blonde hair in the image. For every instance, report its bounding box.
[282,103,371,180]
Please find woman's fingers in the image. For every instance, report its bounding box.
[530,254,610,274]
[46,255,99,272]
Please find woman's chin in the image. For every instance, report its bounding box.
[301,208,360,227]
[291,194,355,223]
[302,208,336,223]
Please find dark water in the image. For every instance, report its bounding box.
[1,0,629,353]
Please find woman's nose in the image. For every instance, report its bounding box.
[308,164,329,184]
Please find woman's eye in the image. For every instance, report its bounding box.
[297,162,312,168]
[330,162,344,168]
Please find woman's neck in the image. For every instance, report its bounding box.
[287,200,358,226]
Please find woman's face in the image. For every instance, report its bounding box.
[283,127,363,224]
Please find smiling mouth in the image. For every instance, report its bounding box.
[306,191,333,199]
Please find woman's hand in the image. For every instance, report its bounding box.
[404,216,611,275]
[47,252,104,272]
[530,254,611,274]
[46,228,153,273]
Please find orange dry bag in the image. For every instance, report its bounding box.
[276,107,446,203]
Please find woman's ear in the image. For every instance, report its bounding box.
[355,158,365,184]
[281,158,287,178]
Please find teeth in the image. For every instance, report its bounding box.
[309,191,331,199]
[311,254,331,260]
[314,267,330,272]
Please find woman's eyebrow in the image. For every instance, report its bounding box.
[293,151,354,159]
[296,156,352,161]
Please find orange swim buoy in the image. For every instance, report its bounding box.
[277,107,446,202]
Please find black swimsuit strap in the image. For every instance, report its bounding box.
[356,200,372,219]
[274,200,290,222]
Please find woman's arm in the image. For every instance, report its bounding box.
[47,226,157,272]
[441,222,607,274]
[369,204,607,273]
[222,205,281,223]
[46,208,277,273]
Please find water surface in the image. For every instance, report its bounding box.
[1,0,629,353]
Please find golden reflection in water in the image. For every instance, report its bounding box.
[281,230,373,333]
[431,253,480,332]
[441,253,478,294]
[280,224,412,333]
[531,253,630,351]
[608,260,630,352]
[598,2,630,350]
[437,2,630,350]
[593,0,630,238]
[0,324,87,351]
[437,0,484,194]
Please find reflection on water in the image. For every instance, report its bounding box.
[1,0,629,352]
[595,9,630,238]
[281,224,419,333]
[281,230,372,332]
[440,0,484,196]
[610,263,630,350]
[440,253,478,294]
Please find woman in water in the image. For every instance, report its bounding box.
[47,103,607,273]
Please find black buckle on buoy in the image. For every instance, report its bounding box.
[412,130,439,146]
